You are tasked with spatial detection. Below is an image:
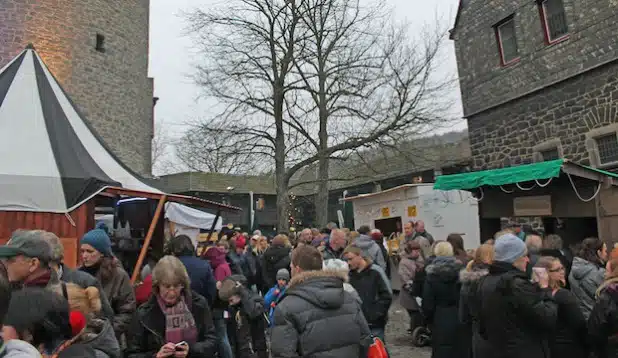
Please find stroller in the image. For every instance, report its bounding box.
[411,297,432,347]
[404,262,432,347]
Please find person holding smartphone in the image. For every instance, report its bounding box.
[534,257,587,358]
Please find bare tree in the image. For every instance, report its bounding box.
[151,119,178,176]
[186,0,454,230]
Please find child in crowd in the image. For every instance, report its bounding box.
[219,275,268,358]
[264,269,290,327]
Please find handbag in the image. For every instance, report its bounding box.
[367,336,388,358]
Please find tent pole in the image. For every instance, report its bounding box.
[131,195,167,284]
[206,209,222,241]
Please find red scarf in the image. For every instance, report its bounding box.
[23,269,52,288]
[156,294,198,345]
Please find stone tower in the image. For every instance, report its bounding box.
[0,0,153,175]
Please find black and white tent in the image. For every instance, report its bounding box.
[0,45,161,213]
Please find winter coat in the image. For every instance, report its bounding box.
[204,246,233,282]
[270,269,372,358]
[125,291,217,358]
[348,261,393,328]
[2,339,41,358]
[59,264,114,321]
[264,284,287,326]
[403,234,432,262]
[377,242,392,279]
[134,274,152,306]
[568,257,605,319]
[398,252,423,311]
[177,255,218,306]
[354,235,387,271]
[74,318,121,358]
[588,278,618,358]
[413,230,435,245]
[547,288,587,358]
[422,256,465,358]
[475,261,557,358]
[260,245,291,291]
[459,263,490,358]
[320,244,343,261]
[80,262,136,338]
[223,275,268,358]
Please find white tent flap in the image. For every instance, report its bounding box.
[165,202,223,230]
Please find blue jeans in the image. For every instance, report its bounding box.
[214,318,233,358]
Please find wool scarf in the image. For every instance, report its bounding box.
[156,295,198,345]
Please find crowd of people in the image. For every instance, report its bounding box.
[3,219,618,358]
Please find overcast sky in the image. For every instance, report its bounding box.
[148,0,465,171]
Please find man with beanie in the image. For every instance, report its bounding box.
[38,230,115,320]
[474,233,558,358]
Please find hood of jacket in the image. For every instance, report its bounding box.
[286,269,348,309]
[204,246,227,268]
[354,235,375,250]
[4,339,41,357]
[78,318,120,358]
[263,245,290,265]
[571,257,601,280]
[459,263,489,283]
[426,256,462,283]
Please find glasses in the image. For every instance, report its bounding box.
[549,266,565,273]
[160,283,184,291]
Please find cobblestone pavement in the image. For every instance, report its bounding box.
[386,294,431,358]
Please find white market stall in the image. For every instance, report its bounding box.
[164,202,224,248]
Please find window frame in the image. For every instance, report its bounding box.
[95,34,106,53]
[595,133,618,168]
[494,16,520,67]
[538,0,569,45]
[539,147,560,161]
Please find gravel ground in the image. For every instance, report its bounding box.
[386,294,431,358]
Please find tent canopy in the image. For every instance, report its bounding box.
[434,159,618,191]
[165,202,223,231]
[0,45,163,213]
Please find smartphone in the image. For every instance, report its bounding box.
[532,267,548,283]
[175,341,188,351]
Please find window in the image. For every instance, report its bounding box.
[540,148,560,161]
[495,17,519,65]
[539,0,568,43]
[596,134,618,166]
[95,34,106,52]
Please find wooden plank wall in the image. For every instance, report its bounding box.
[0,202,94,268]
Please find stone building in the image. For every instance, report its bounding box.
[450,0,618,241]
[0,0,154,175]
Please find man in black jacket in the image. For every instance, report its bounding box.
[271,245,371,358]
[344,245,392,344]
[475,233,558,358]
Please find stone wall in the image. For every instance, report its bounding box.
[452,0,618,117]
[0,0,153,175]
[468,60,618,169]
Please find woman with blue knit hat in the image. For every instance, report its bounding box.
[79,223,136,343]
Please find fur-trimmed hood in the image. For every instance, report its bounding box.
[285,270,348,310]
[77,318,121,358]
[426,256,463,283]
[459,266,489,284]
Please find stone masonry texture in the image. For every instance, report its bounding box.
[452,0,618,170]
[0,0,154,175]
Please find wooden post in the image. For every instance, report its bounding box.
[131,195,166,284]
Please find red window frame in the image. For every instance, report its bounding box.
[494,17,520,67]
[538,0,569,45]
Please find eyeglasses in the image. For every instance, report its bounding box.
[160,283,184,291]
[548,266,565,273]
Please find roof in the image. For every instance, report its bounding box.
[154,172,277,195]
[449,0,467,40]
[342,183,432,202]
[433,159,618,191]
[157,130,470,196]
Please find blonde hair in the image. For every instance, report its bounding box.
[433,241,454,257]
[52,283,102,317]
[151,255,191,294]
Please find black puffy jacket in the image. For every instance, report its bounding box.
[260,245,291,291]
[589,278,618,358]
[475,261,558,358]
[348,262,392,328]
[270,270,372,358]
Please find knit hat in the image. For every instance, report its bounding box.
[494,233,527,264]
[80,226,112,257]
[323,259,350,272]
[235,236,246,250]
[276,268,290,281]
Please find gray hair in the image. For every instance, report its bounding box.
[151,256,190,294]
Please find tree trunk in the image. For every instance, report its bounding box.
[274,90,289,233]
[314,75,329,228]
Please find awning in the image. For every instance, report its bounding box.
[434,159,618,191]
